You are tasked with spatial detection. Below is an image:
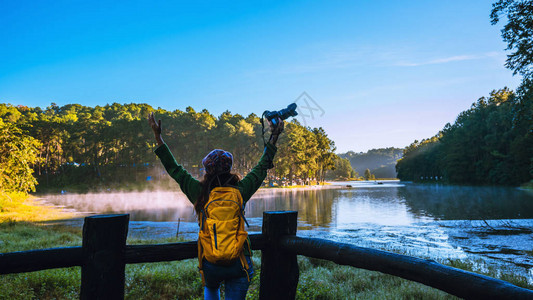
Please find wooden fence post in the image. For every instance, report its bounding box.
[81,214,129,300]
[259,211,299,300]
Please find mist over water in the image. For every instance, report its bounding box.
[42,190,197,222]
[40,181,533,282]
[41,182,533,223]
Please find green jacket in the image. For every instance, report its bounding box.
[154,143,277,255]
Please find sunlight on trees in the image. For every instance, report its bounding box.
[0,118,41,193]
[396,88,532,185]
[0,103,337,191]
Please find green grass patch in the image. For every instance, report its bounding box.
[0,221,82,252]
[296,257,457,299]
[520,180,533,190]
[0,222,531,299]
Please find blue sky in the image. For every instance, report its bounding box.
[0,0,521,152]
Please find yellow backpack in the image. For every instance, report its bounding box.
[197,186,251,284]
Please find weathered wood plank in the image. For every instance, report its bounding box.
[124,233,265,264]
[0,234,266,274]
[125,241,197,264]
[81,214,129,300]
[259,211,299,300]
[249,233,267,251]
[280,236,533,300]
[0,247,82,274]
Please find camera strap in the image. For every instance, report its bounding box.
[260,112,268,148]
[260,112,276,170]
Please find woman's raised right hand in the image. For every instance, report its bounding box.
[148,112,164,145]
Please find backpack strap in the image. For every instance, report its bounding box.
[241,206,250,228]
[200,209,207,231]
[239,253,250,282]
[198,237,206,286]
[238,238,253,282]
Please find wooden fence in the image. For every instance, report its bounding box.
[1,211,532,299]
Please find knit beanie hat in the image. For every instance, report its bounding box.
[202,149,233,174]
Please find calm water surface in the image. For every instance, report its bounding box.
[40,181,533,281]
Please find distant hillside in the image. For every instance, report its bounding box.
[338,148,403,178]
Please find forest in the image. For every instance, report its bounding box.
[396,1,533,186]
[396,87,532,185]
[0,103,339,193]
[339,148,403,179]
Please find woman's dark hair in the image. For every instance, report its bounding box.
[194,171,241,217]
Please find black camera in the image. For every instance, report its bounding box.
[263,103,298,127]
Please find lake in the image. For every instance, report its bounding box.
[39,181,533,282]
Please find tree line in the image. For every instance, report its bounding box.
[0,103,339,192]
[396,0,533,186]
[339,148,403,179]
[396,88,531,185]
[0,118,40,193]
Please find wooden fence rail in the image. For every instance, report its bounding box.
[0,212,532,300]
[280,236,533,300]
[0,235,266,273]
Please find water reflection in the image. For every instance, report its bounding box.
[41,182,533,224]
[398,184,533,220]
[333,189,432,227]
[246,188,334,228]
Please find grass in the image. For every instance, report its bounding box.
[520,180,533,190]
[0,192,77,223]
[295,257,456,299]
[0,221,82,253]
[1,222,532,299]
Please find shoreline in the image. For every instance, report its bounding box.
[32,179,401,196]
[0,192,79,223]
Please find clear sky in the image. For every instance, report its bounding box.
[0,0,521,153]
